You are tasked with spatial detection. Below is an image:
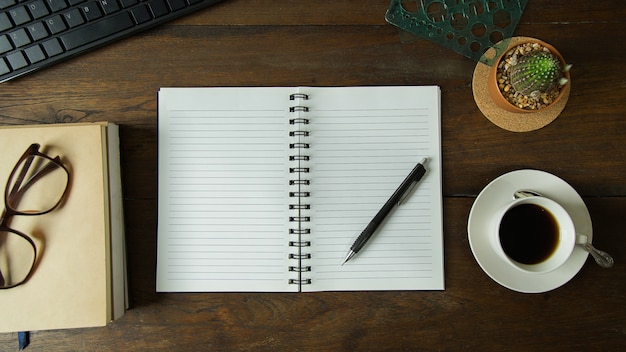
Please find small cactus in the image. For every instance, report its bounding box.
[509,50,571,99]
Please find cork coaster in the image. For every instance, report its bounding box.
[472,37,570,132]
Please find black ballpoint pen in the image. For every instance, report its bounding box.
[342,158,428,265]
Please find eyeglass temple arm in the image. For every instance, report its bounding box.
[7,156,63,205]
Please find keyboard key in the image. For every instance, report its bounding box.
[26,0,50,20]
[0,12,12,32]
[45,15,67,34]
[46,0,69,12]
[69,0,87,5]
[27,21,49,41]
[166,0,186,11]
[147,0,168,18]
[24,44,45,63]
[120,0,138,8]
[130,5,150,24]
[9,28,31,47]
[99,0,120,15]
[63,8,85,28]
[81,2,103,21]
[0,34,12,54]
[9,6,31,26]
[60,11,133,50]
[6,50,27,69]
[0,58,9,75]
[41,37,63,56]
[0,0,16,10]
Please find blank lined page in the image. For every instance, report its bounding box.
[304,86,443,291]
[157,87,295,292]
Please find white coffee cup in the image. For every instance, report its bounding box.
[492,196,581,274]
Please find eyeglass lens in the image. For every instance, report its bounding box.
[0,231,36,288]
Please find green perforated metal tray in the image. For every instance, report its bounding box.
[385,0,528,65]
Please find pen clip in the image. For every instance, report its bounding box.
[398,179,419,205]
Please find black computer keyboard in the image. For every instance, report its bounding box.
[0,0,225,83]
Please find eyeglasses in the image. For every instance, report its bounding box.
[0,144,70,289]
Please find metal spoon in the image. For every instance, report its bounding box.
[513,190,614,268]
[513,189,543,199]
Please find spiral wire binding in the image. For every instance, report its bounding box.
[288,93,312,286]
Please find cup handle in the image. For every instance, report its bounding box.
[577,234,614,268]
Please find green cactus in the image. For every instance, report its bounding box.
[510,50,571,99]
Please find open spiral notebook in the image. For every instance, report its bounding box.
[156,86,443,292]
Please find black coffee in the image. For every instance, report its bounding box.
[499,203,560,264]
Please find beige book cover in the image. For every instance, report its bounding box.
[0,122,125,332]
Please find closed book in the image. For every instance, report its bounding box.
[0,122,126,332]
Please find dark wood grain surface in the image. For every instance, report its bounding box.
[1,0,624,350]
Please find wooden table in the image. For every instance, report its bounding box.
[1,0,624,350]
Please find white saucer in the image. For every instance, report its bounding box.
[468,169,591,293]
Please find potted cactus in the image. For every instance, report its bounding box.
[488,39,571,113]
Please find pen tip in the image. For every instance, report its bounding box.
[342,251,355,265]
[420,157,428,165]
